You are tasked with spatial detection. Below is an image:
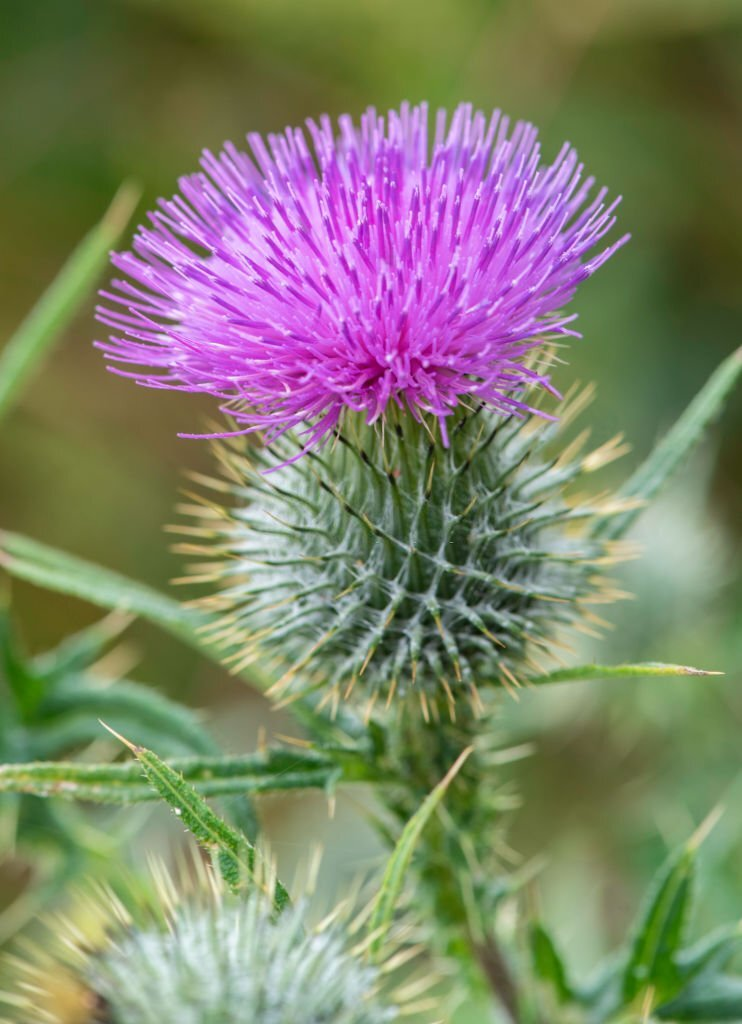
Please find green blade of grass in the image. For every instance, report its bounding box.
[0,529,279,688]
[0,183,139,422]
[0,530,363,742]
[594,348,742,541]
[0,528,207,646]
[367,745,473,962]
[623,811,722,1004]
[37,680,221,757]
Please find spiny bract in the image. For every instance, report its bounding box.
[1,886,406,1024]
[181,387,632,712]
[89,900,396,1024]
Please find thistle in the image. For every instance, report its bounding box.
[1,84,740,1024]
[94,101,628,711]
[97,102,627,455]
[1,866,416,1024]
[178,391,631,712]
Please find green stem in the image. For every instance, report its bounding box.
[382,698,522,1020]
[474,934,522,1024]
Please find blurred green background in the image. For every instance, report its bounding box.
[1,0,741,1010]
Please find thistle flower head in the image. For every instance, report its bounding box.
[180,392,634,713]
[1,867,413,1024]
[97,102,627,453]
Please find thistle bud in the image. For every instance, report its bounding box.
[1,869,411,1024]
[180,394,630,712]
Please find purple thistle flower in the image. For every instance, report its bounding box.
[97,102,627,452]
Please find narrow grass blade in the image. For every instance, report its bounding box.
[0,184,139,421]
[34,610,133,678]
[367,745,473,961]
[0,529,206,646]
[594,348,742,541]
[37,680,220,757]
[526,662,722,687]
[0,531,358,733]
[0,530,284,696]
[622,845,696,1003]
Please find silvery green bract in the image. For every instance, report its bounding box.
[89,896,397,1024]
[183,395,630,710]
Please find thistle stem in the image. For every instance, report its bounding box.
[383,697,523,1021]
[473,934,521,1024]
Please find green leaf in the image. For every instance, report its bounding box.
[594,347,742,541]
[0,531,287,697]
[573,953,625,1017]
[105,727,290,910]
[0,530,367,741]
[622,814,720,1004]
[26,715,193,762]
[0,746,379,803]
[656,974,742,1021]
[33,611,131,680]
[367,745,473,962]
[676,924,742,981]
[622,844,695,1002]
[37,680,219,757]
[0,529,207,648]
[530,922,574,1004]
[0,602,44,717]
[526,662,722,687]
[0,184,139,422]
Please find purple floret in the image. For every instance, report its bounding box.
[97,102,627,452]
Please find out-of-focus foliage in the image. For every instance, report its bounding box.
[0,184,138,422]
[528,820,742,1023]
[0,1,739,1019]
[0,600,223,944]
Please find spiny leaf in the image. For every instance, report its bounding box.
[529,922,574,1004]
[594,347,742,541]
[526,662,722,687]
[0,747,378,803]
[622,812,721,1004]
[0,184,139,422]
[656,974,742,1021]
[367,745,473,961]
[103,726,290,910]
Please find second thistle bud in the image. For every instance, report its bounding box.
[1,871,408,1024]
